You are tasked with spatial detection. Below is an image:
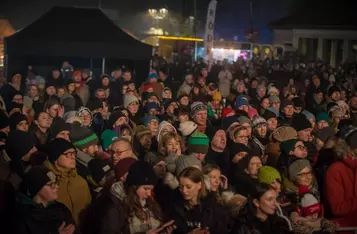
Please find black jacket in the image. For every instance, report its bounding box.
[230,168,259,197]
[14,193,76,234]
[165,191,230,234]
[205,148,230,177]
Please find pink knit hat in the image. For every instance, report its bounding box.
[248,108,258,119]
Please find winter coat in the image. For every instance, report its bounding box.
[14,193,76,234]
[205,148,230,177]
[230,168,260,197]
[28,124,48,148]
[44,160,91,224]
[218,70,233,97]
[165,191,230,234]
[324,154,357,226]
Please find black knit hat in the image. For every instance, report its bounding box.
[0,110,9,130]
[5,130,35,161]
[292,97,304,108]
[88,159,113,183]
[126,161,157,187]
[107,111,127,128]
[282,99,294,108]
[163,99,176,111]
[292,114,312,132]
[70,125,99,150]
[46,138,75,163]
[262,109,277,121]
[238,149,261,170]
[9,112,27,131]
[48,118,71,141]
[229,143,249,160]
[328,85,341,97]
[24,166,57,198]
[87,98,103,111]
[206,126,224,141]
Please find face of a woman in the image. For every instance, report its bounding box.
[136,185,154,200]
[255,189,278,215]
[147,120,159,136]
[120,129,132,142]
[235,129,249,145]
[128,102,139,115]
[48,104,59,118]
[36,112,51,129]
[166,138,180,155]
[29,86,39,98]
[295,167,313,186]
[67,83,75,93]
[81,111,92,127]
[179,177,202,202]
[292,141,308,158]
[17,120,29,132]
[56,148,76,170]
[261,98,270,109]
[180,96,189,106]
[207,169,221,192]
[256,125,267,137]
[267,118,277,131]
[245,156,262,178]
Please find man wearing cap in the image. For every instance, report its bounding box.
[278,99,295,125]
[187,132,210,163]
[269,95,281,112]
[70,126,100,178]
[15,166,76,234]
[44,138,91,223]
[191,101,210,134]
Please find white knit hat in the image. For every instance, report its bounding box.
[179,121,198,137]
[299,185,321,216]
[156,121,177,142]
[124,94,139,109]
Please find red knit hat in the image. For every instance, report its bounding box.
[144,84,154,92]
[114,157,137,181]
[222,108,234,118]
[298,185,321,216]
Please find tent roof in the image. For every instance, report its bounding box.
[5,6,152,60]
[0,19,16,38]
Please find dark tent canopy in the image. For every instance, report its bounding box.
[5,6,152,60]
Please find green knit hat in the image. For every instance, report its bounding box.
[280,139,299,155]
[70,126,99,150]
[101,130,119,150]
[316,112,329,123]
[258,166,281,185]
[188,132,209,154]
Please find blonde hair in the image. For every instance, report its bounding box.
[158,132,181,155]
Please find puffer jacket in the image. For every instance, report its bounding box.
[44,160,91,224]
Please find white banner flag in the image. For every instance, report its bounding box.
[204,0,217,71]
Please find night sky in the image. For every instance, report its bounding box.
[1,0,291,43]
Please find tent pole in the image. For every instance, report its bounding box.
[101,58,106,74]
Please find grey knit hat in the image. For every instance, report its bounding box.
[288,159,312,182]
[190,102,207,118]
[70,125,99,150]
[175,155,202,176]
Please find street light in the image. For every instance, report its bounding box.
[148,8,168,19]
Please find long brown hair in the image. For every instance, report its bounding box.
[179,167,207,207]
[123,183,163,223]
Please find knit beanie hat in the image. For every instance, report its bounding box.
[24,166,57,198]
[144,84,154,92]
[46,138,75,163]
[316,112,329,123]
[248,108,259,118]
[237,152,260,171]
[144,102,159,113]
[299,189,321,216]
[238,115,251,125]
[236,96,249,108]
[190,102,207,118]
[229,143,249,160]
[135,125,151,139]
[288,159,312,182]
[188,133,209,154]
[9,112,27,131]
[280,139,299,155]
[0,110,9,130]
[221,108,234,118]
[123,94,139,109]
[206,126,224,141]
[157,121,177,142]
[315,127,335,142]
[270,126,298,142]
[268,86,278,96]
[148,72,158,80]
[48,118,71,141]
[328,85,340,97]
[292,97,304,108]
[331,109,344,120]
[282,99,294,108]
[114,157,137,180]
[87,98,103,112]
[100,130,119,150]
[70,126,99,150]
[251,115,267,129]
[60,93,76,112]
[5,130,35,161]
[258,166,281,185]
[267,107,280,117]
[35,76,46,85]
[302,110,315,122]
[269,95,280,104]
[126,161,157,186]
[292,114,312,131]
[142,115,159,127]
[107,111,127,128]
[163,99,176,111]
[88,159,113,183]
[175,155,202,176]
[179,121,198,137]
[222,116,239,131]
[262,109,277,121]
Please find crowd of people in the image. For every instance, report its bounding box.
[1,57,357,234]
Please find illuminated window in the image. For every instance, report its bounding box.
[0,43,4,67]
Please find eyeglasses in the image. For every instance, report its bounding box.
[114,149,132,156]
[294,145,307,150]
[62,150,76,158]
[297,171,312,178]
